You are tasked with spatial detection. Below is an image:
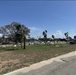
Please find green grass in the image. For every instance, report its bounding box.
[0,44,76,74]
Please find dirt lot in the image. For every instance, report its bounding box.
[0,44,76,74]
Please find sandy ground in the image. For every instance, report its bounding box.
[5,51,76,75]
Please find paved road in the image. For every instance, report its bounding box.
[14,55,76,75]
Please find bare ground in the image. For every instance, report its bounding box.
[0,44,76,74]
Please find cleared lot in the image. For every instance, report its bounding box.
[0,44,76,74]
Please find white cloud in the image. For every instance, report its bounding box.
[45,30,64,38]
[29,27,40,32]
[53,30,64,38]
[29,27,43,38]
[56,30,63,36]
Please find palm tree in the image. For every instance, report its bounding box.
[42,30,47,44]
[52,35,55,45]
[64,32,69,43]
[42,30,47,38]
[74,36,76,40]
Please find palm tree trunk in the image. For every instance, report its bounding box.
[54,39,55,46]
[21,39,22,48]
[23,35,26,49]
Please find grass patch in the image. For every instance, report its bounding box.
[0,44,76,74]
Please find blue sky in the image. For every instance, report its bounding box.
[0,1,76,38]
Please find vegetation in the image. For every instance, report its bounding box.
[0,22,76,74]
[52,35,55,45]
[0,22,30,49]
[0,44,76,74]
[0,22,75,46]
[42,30,47,44]
[42,30,47,38]
[64,32,69,42]
[74,35,76,39]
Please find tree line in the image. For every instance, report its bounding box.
[0,22,76,48]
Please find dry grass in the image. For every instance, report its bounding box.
[0,44,76,74]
